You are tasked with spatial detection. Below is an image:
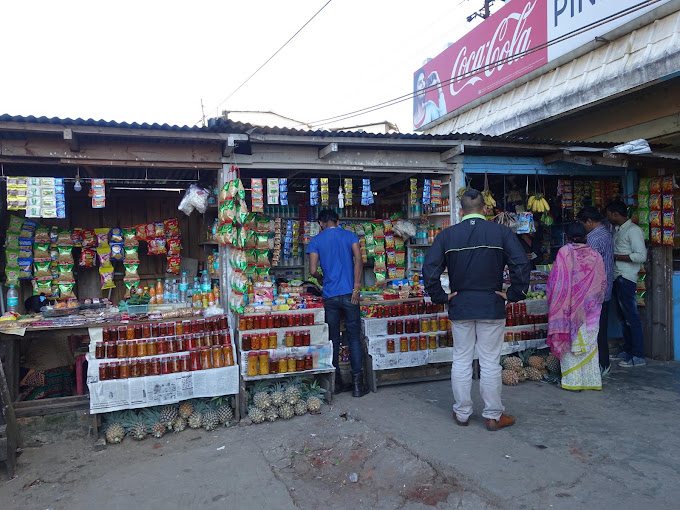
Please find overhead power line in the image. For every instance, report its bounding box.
[199,0,332,125]
[304,0,662,130]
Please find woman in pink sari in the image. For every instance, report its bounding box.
[547,223,607,391]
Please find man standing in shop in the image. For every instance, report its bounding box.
[577,206,615,375]
[605,200,648,367]
[423,189,530,431]
[307,209,369,397]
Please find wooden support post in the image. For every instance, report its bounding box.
[647,246,673,360]
[0,361,20,479]
[4,338,19,402]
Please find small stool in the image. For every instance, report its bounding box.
[75,354,88,395]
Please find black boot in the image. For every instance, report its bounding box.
[334,373,352,394]
[352,372,369,398]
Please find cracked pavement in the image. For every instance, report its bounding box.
[1,360,678,509]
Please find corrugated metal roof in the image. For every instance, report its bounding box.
[0,113,625,148]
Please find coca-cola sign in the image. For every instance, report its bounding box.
[413,0,672,130]
[413,0,546,130]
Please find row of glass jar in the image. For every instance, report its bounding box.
[368,301,445,319]
[246,350,319,376]
[386,315,451,336]
[238,312,316,331]
[241,329,311,351]
[386,332,453,353]
[503,329,548,342]
[101,316,227,342]
[95,330,231,359]
[98,345,235,381]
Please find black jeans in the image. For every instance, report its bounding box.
[598,300,610,369]
[324,294,363,375]
[613,276,645,359]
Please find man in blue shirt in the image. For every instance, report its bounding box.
[578,206,615,374]
[307,209,368,397]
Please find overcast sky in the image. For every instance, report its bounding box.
[0,0,498,133]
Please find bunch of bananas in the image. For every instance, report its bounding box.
[528,194,550,213]
[457,186,470,200]
[541,212,554,226]
[482,190,496,208]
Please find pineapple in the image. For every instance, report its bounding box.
[248,406,265,424]
[172,416,187,433]
[517,369,528,383]
[141,408,165,439]
[523,367,542,381]
[194,401,219,431]
[305,380,325,414]
[501,356,523,372]
[294,400,308,416]
[545,354,560,374]
[127,416,148,441]
[178,400,194,419]
[159,405,179,429]
[265,408,279,422]
[211,396,234,426]
[270,383,286,407]
[501,369,519,386]
[104,411,126,444]
[279,404,294,420]
[284,382,301,405]
[252,382,273,411]
[188,410,203,429]
[527,356,545,370]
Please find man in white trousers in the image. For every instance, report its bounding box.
[423,189,530,430]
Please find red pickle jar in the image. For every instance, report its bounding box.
[200,347,212,369]
[273,315,281,328]
[170,356,180,373]
[295,314,302,327]
[110,362,120,379]
[410,337,418,351]
[241,334,251,351]
[175,321,183,336]
[425,302,433,314]
[116,326,125,341]
[303,330,311,346]
[295,356,304,372]
[141,359,151,377]
[395,320,404,335]
[417,302,424,315]
[137,340,148,358]
[189,349,201,371]
[157,337,167,355]
[95,342,105,359]
[159,322,168,337]
[223,344,234,366]
[119,360,131,379]
[160,358,171,375]
[151,323,160,338]
[102,328,110,343]
[166,336,176,354]
[167,322,176,336]
[386,339,395,353]
[212,347,224,368]
[400,337,408,352]
[99,363,108,381]
[130,360,140,378]
[116,340,127,359]
[182,320,192,335]
[197,319,206,332]
[294,331,302,347]
[266,315,274,329]
[413,319,420,334]
[405,319,413,334]
[269,356,278,375]
[251,334,261,350]
[134,325,142,339]
[419,335,428,350]
[180,354,190,372]
[219,315,228,330]
[387,320,395,335]
[142,323,151,338]
[150,357,161,376]
[304,355,313,371]
[212,332,222,347]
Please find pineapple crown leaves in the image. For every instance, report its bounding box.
[104,410,126,426]
[210,395,232,408]
[194,399,217,414]
[139,408,161,426]
[519,348,537,364]
[284,376,303,390]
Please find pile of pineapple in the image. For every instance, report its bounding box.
[500,348,560,386]
[103,397,235,444]
[247,378,325,425]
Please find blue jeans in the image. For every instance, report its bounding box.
[324,294,363,375]
[613,276,645,359]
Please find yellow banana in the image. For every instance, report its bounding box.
[542,198,550,212]
[528,196,535,209]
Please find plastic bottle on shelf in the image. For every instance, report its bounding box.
[155,279,164,304]
[201,270,211,293]
[163,279,170,303]
[6,285,19,313]
[192,278,201,307]
[172,280,180,303]
[179,272,188,303]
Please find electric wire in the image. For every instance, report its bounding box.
[302,0,664,129]
[199,0,333,125]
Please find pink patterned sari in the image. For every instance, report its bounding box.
[547,243,607,360]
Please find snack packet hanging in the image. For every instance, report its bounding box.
[167,237,182,256]
[94,228,110,247]
[79,249,97,268]
[110,243,124,261]
[663,229,675,246]
[147,238,167,255]
[110,227,124,243]
[123,260,140,279]
[97,246,111,266]
[164,218,180,237]
[99,266,116,290]
[8,215,24,234]
[166,256,181,275]
[81,229,97,248]
[58,280,77,299]
[124,242,140,260]
[251,178,264,213]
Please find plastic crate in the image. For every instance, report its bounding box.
[126,304,148,315]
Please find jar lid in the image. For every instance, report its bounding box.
[248,351,258,357]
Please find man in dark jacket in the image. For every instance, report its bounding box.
[423,189,530,431]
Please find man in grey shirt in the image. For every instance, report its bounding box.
[605,201,647,367]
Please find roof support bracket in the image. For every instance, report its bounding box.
[441,143,464,162]
[318,143,338,159]
[63,128,79,152]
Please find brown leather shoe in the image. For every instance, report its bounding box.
[485,413,515,431]
[453,412,470,426]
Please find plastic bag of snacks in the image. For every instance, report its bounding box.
[178,184,210,215]
[79,249,97,268]
[99,265,115,290]
[166,255,181,274]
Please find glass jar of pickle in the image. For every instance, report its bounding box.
[295,355,304,372]
[131,360,141,377]
[189,349,201,371]
[287,355,296,373]
[241,334,251,351]
[409,336,418,351]
[304,355,313,371]
[269,356,278,375]
[134,325,142,339]
[147,338,158,356]
[430,316,438,332]
[285,331,294,347]
[447,330,454,347]
[278,356,288,373]
[126,326,135,341]
[137,340,147,358]
[110,361,120,379]
[395,320,404,335]
[95,342,105,359]
[303,330,311,346]
[116,340,128,358]
[268,332,278,349]
[247,352,258,376]
[222,344,234,366]
[142,323,151,338]
[420,318,430,333]
[157,337,167,355]
[212,346,224,368]
[439,315,448,331]
[151,357,162,375]
[386,339,395,353]
[251,334,260,350]
[239,316,247,330]
[180,354,190,372]
[399,336,408,352]
[106,341,116,359]
[428,334,437,350]
[258,351,270,375]
[387,320,396,335]
[141,359,151,377]
[99,363,108,381]
[246,316,254,330]
[200,346,213,370]
[419,335,428,350]
[294,331,302,347]
[413,319,420,334]
[160,358,171,375]
[175,321,183,336]
[151,323,160,338]
[119,360,131,379]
